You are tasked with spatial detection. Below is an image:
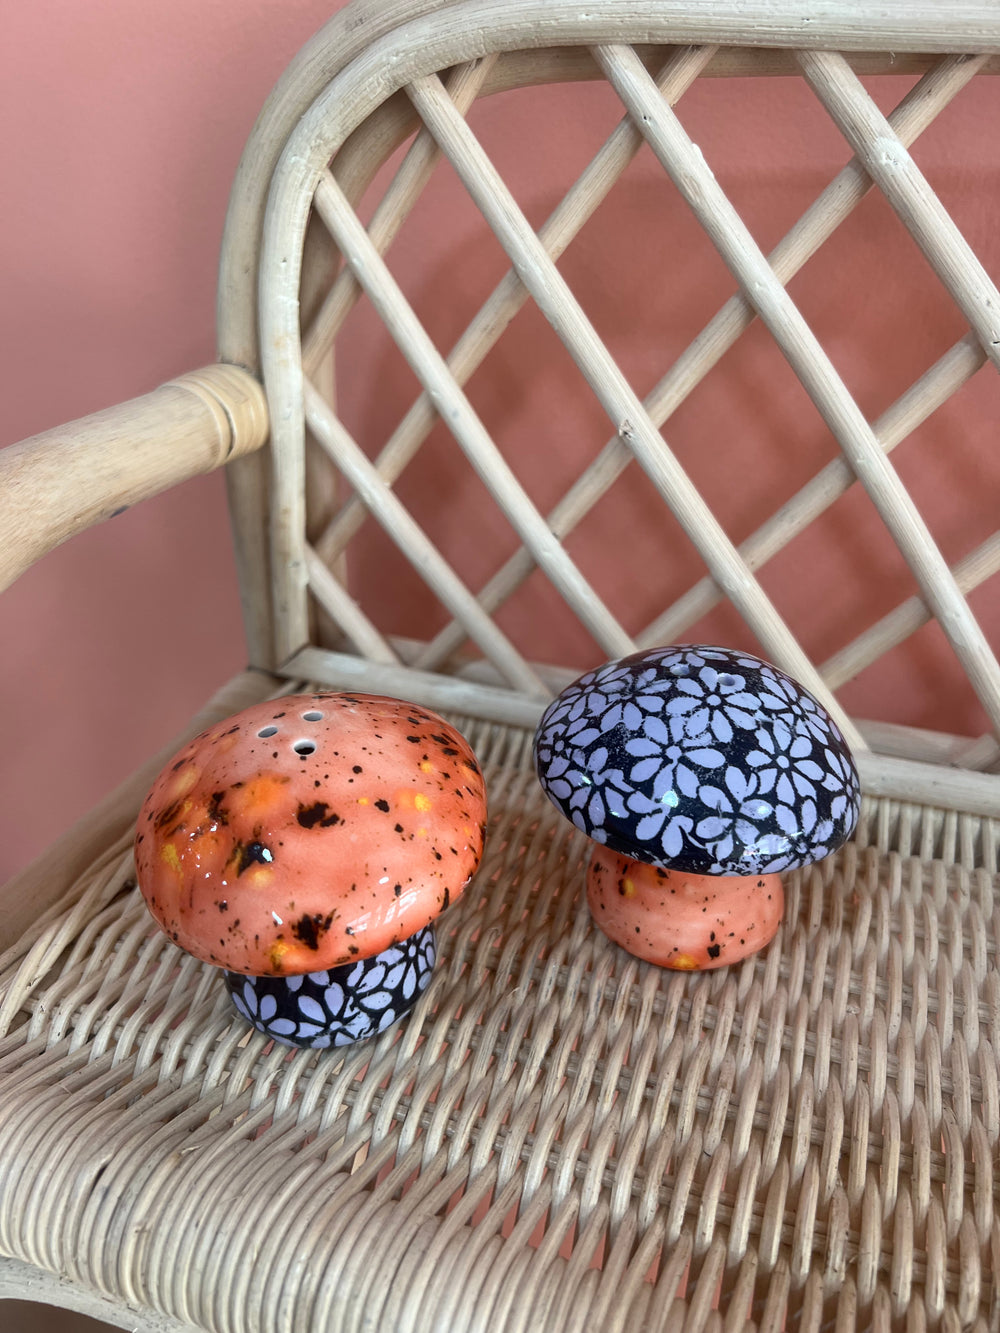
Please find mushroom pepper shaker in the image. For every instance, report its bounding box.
[533,646,860,969]
[135,693,487,1047]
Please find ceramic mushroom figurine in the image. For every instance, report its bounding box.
[135,692,487,1047]
[534,645,860,969]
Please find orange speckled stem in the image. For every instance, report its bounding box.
[586,845,783,970]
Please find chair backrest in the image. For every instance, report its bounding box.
[218,0,1000,816]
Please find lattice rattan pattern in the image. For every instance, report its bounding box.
[260,38,1000,809]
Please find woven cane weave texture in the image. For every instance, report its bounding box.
[1,711,996,1331]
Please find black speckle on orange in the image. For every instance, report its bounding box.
[296,801,341,829]
[292,912,334,950]
[232,841,273,875]
[374,799,391,813]
[707,943,721,959]
[154,799,185,832]
[207,791,228,826]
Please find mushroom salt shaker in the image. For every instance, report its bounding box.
[533,646,860,969]
[134,693,487,1047]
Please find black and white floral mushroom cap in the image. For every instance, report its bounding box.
[534,645,861,877]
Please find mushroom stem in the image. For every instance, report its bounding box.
[586,846,783,970]
[223,924,437,1048]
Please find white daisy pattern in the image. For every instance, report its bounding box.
[534,646,860,876]
[225,925,437,1048]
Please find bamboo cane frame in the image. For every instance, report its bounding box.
[309,170,638,664]
[317,53,984,674]
[309,43,718,569]
[637,332,988,650]
[302,380,549,694]
[301,55,499,383]
[823,531,1000,692]
[287,59,998,800]
[252,0,1000,788]
[593,40,1000,738]
[401,69,867,748]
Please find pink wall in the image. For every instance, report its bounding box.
[1,0,347,880]
[2,4,998,882]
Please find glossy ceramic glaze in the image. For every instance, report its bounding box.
[135,693,487,975]
[587,844,784,969]
[534,645,860,877]
[225,925,437,1048]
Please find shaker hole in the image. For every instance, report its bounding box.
[293,739,317,756]
[258,726,279,738]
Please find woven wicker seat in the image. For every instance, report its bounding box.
[3,2,1000,1329]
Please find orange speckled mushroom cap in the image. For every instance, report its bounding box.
[134,693,487,976]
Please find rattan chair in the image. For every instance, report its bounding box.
[3,2,1000,1328]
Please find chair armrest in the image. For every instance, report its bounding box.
[0,363,268,592]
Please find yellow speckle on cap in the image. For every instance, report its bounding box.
[623,877,636,899]
[358,797,369,806]
[269,941,290,970]
[247,867,274,889]
[414,793,432,813]
[168,767,200,801]
[670,953,698,971]
[419,760,434,774]
[236,775,291,819]
[160,843,181,874]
